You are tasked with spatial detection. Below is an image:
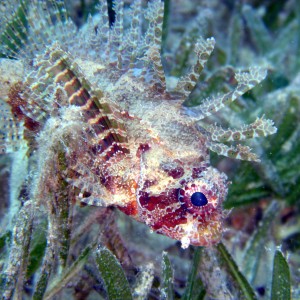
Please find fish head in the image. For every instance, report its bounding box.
[133,145,228,248]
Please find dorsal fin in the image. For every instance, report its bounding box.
[3,43,130,162]
[43,45,129,155]
[0,0,72,59]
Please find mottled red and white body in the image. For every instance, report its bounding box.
[0,0,276,248]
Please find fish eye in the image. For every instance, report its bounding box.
[190,192,208,207]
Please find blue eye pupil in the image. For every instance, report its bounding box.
[191,192,208,207]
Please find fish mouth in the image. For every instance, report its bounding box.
[154,214,223,248]
[169,210,223,248]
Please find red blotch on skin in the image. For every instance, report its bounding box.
[138,189,188,230]
[118,201,138,216]
[8,82,41,131]
[192,166,207,178]
[136,143,150,158]
[151,208,186,230]
[163,166,184,179]
[24,118,40,131]
[143,179,156,189]
[100,174,116,192]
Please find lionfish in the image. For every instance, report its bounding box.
[0,0,276,248]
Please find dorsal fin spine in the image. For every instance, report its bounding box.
[44,46,129,151]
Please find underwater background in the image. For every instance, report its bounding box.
[0,0,299,299]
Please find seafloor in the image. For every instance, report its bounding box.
[0,0,299,299]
